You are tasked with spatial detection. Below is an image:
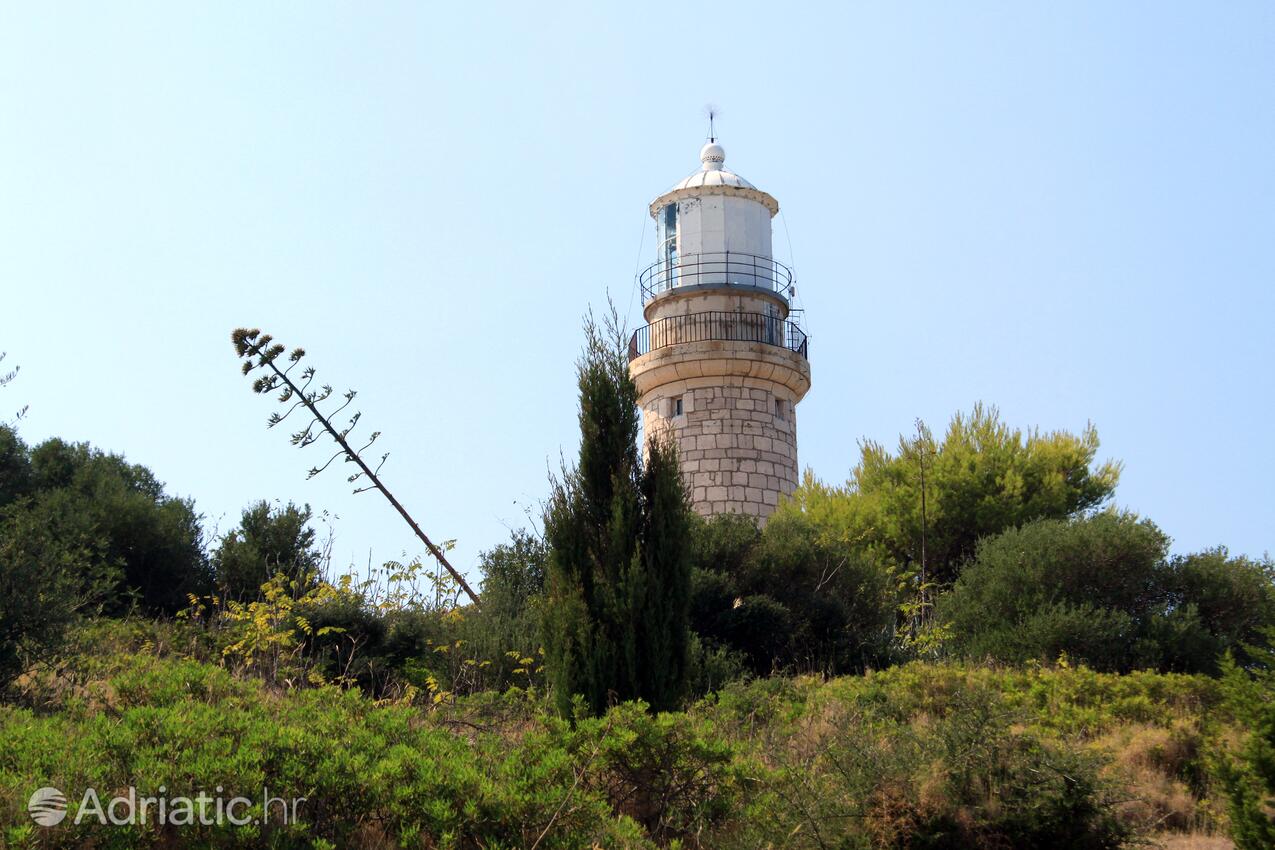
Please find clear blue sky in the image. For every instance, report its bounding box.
[2,2,1271,581]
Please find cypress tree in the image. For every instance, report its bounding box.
[543,311,691,716]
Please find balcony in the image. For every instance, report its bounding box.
[639,252,794,302]
[628,310,809,362]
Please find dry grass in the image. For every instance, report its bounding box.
[1147,833,1234,850]
[1093,721,1212,834]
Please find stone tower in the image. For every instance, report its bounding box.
[628,140,810,522]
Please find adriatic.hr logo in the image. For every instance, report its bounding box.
[28,787,68,826]
[26,785,306,827]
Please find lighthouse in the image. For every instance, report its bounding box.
[628,139,810,522]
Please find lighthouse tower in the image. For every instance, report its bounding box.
[628,139,810,521]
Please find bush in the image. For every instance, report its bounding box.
[1214,638,1275,849]
[213,500,322,600]
[684,634,747,698]
[8,437,212,615]
[3,631,1237,849]
[686,511,896,677]
[1160,549,1275,673]
[0,655,657,848]
[0,505,107,689]
[746,511,897,674]
[462,530,548,689]
[941,513,1275,674]
[714,681,1128,849]
[690,512,759,577]
[0,424,31,509]
[577,701,745,844]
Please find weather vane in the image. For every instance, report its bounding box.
[704,103,720,142]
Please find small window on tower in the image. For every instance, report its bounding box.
[774,398,786,421]
[673,396,684,417]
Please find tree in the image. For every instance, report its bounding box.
[688,511,896,676]
[5,437,211,615]
[938,512,1275,673]
[0,500,119,689]
[542,311,692,716]
[214,500,323,599]
[939,512,1166,670]
[0,425,31,509]
[746,511,897,673]
[1216,633,1275,849]
[462,529,548,687]
[1159,549,1275,674]
[782,404,1121,590]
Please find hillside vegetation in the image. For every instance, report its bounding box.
[0,620,1242,849]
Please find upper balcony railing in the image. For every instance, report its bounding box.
[628,310,809,363]
[639,251,794,302]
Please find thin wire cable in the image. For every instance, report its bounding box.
[627,208,649,322]
[778,208,809,336]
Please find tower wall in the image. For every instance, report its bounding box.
[630,325,810,522]
[641,375,799,518]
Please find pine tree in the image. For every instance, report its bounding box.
[543,310,691,717]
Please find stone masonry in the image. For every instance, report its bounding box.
[642,381,798,517]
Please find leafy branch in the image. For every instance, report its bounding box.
[230,328,480,607]
[0,351,28,424]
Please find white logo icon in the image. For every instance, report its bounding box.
[29,787,68,826]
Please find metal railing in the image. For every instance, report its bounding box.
[628,311,809,362]
[638,252,794,301]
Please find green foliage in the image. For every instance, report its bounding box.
[0,504,108,689]
[1,436,212,615]
[783,690,1126,849]
[0,652,656,849]
[690,512,759,576]
[1161,549,1275,672]
[214,500,322,600]
[0,622,1244,849]
[463,530,547,687]
[1214,634,1275,849]
[781,404,1121,588]
[577,701,745,844]
[749,510,897,672]
[941,512,1275,673]
[704,664,1229,848]
[0,424,31,508]
[684,633,747,698]
[687,511,896,676]
[543,312,692,716]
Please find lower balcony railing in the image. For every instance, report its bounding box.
[628,311,809,362]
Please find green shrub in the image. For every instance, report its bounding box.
[684,634,747,699]
[462,530,548,690]
[942,514,1275,674]
[0,504,117,693]
[1214,639,1275,849]
[10,437,212,615]
[0,626,1239,849]
[213,501,322,601]
[744,511,897,674]
[716,683,1128,849]
[0,654,656,849]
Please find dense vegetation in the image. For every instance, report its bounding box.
[1,329,1272,846]
[0,619,1246,849]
